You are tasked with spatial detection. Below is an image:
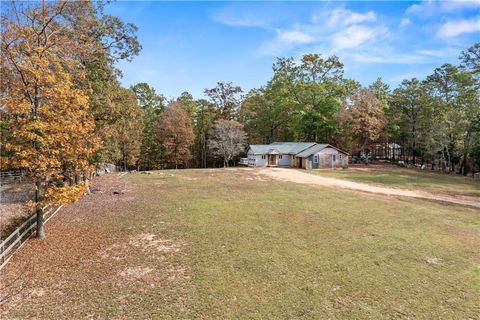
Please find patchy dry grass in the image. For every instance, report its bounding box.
[1,169,479,319]
[310,165,480,198]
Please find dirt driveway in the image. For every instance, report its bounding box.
[257,168,480,209]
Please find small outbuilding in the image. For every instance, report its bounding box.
[247,142,349,169]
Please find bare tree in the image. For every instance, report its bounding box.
[209,120,247,167]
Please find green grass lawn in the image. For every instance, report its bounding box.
[1,169,479,319]
[310,165,480,197]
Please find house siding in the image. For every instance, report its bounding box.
[310,147,349,169]
[278,154,293,167]
[248,151,268,167]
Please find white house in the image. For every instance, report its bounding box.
[247,142,349,169]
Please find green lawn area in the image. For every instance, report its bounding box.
[310,165,480,197]
[1,169,479,319]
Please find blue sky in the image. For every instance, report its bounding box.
[107,1,480,99]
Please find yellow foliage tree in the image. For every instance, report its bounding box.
[1,1,100,239]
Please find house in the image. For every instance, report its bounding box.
[246,142,349,169]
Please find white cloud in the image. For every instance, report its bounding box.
[210,8,270,28]
[415,47,462,57]
[255,7,385,56]
[405,1,436,15]
[436,16,480,37]
[348,46,463,65]
[244,5,452,69]
[406,0,480,16]
[276,29,315,44]
[400,18,411,27]
[349,52,425,64]
[440,0,480,11]
[332,25,388,50]
[324,8,377,27]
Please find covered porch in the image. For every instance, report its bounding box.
[266,149,280,167]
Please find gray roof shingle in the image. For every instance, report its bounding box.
[249,142,316,155]
[295,144,329,157]
[249,142,349,156]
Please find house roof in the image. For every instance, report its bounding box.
[270,142,316,154]
[296,144,349,157]
[248,145,274,154]
[249,142,316,155]
[295,144,329,157]
[249,142,349,156]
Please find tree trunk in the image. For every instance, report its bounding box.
[462,136,469,175]
[35,180,45,240]
[36,207,45,240]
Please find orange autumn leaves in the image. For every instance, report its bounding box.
[41,182,91,206]
[1,6,100,205]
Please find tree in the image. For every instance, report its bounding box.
[192,99,216,168]
[335,88,386,161]
[67,0,141,165]
[459,43,480,174]
[132,83,165,170]
[241,87,292,144]
[205,82,243,120]
[391,79,430,165]
[425,63,479,173]
[1,1,100,239]
[132,82,165,110]
[209,120,247,167]
[157,102,194,169]
[460,43,480,81]
[114,88,144,171]
[256,54,350,143]
[176,91,197,118]
[1,0,141,238]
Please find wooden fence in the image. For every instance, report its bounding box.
[0,205,62,268]
[0,170,23,179]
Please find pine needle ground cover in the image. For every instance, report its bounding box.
[1,169,479,319]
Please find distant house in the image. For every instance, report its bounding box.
[372,143,403,159]
[246,142,349,169]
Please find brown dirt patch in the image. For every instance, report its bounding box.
[130,233,185,253]
[258,168,480,208]
[119,266,154,279]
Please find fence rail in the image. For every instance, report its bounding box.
[0,171,23,179]
[0,205,62,267]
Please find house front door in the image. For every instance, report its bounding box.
[268,155,277,166]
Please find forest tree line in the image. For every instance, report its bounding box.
[129,45,480,175]
[1,1,479,214]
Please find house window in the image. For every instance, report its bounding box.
[339,154,342,159]
[333,155,337,162]
[279,155,283,159]
[314,155,319,163]
[261,155,266,159]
